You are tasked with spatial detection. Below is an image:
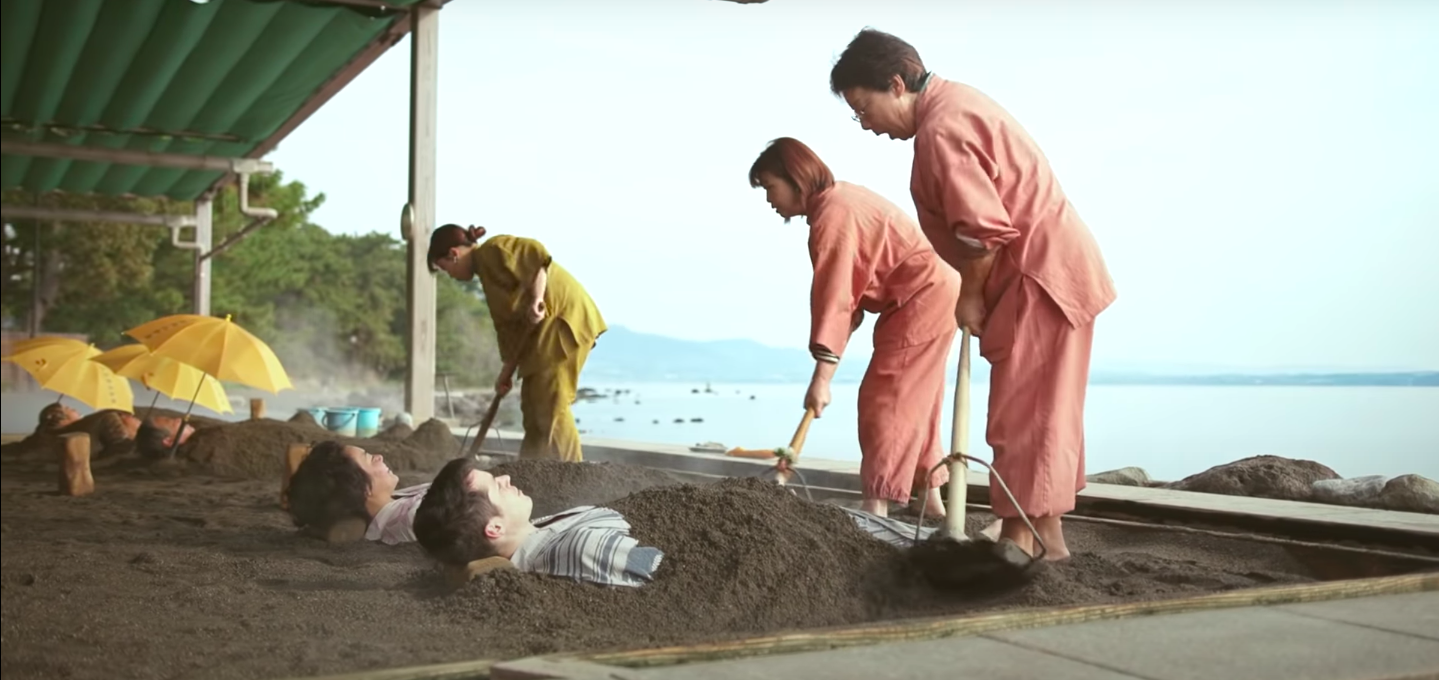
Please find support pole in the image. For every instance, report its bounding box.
[29,220,42,338]
[193,197,214,317]
[404,3,439,423]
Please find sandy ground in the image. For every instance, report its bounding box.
[12,415,1422,680]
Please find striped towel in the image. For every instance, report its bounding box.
[510,506,664,588]
[837,506,936,548]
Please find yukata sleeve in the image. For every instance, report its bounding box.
[807,218,859,365]
[927,132,1020,251]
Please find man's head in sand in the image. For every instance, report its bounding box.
[36,405,191,456]
[133,415,197,458]
[413,457,535,565]
[286,441,400,532]
[37,403,82,432]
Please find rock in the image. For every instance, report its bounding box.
[1311,475,1389,507]
[1086,466,1151,487]
[1378,474,1439,514]
[1168,455,1340,502]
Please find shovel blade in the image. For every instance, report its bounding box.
[909,534,1043,590]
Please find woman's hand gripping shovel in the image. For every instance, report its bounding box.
[727,408,817,501]
[908,328,1047,589]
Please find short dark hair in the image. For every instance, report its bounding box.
[748,137,836,208]
[413,457,500,566]
[829,28,930,96]
[134,419,170,459]
[37,403,69,432]
[286,441,372,532]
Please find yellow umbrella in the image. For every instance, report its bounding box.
[125,313,292,394]
[1,336,134,412]
[91,344,235,415]
[4,336,93,384]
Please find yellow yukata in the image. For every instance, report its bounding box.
[472,236,606,462]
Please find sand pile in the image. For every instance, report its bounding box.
[437,475,1317,658]
[484,459,687,517]
[178,417,459,479]
[287,410,319,426]
[375,421,415,441]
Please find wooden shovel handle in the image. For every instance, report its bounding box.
[465,393,505,458]
[465,323,543,458]
[775,408,817,485]
[727,447,781,459]
[789,407,816,456]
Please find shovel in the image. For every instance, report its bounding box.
[730,408,816,500]
[464,320,542,459]
[908,328,1046,589]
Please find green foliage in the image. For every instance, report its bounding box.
[1,173,500,387]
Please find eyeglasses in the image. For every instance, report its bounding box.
[851,108,866,123]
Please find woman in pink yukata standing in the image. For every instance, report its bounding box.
[827,29,1117,559]
[748,137,960,518]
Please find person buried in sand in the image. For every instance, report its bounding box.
[284,440,430,544]
[9,403,198,460]
[411,457,937,588]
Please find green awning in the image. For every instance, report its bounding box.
[1,0,421,200]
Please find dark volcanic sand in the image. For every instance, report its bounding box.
[0,435,1360,680]
[1,415,460,482]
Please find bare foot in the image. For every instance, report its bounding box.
[860,498,888,517]
[1033,516,1071,561]
[981,519,1002,542]
[908,488,946,518]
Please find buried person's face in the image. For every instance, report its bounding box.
[60,405,81,425]
[148,415,196,447]
[343,445,399,504]
[465,469,534,554]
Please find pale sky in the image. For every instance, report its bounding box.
[268,0,1439,372]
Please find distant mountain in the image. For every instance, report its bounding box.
[585,326,872,383]
[584,326,1437,387]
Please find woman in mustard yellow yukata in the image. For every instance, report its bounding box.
[428,225,607,462]
[749,137,961,518]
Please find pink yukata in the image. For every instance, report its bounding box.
[807,181,961,504]
[909,75,1117,519]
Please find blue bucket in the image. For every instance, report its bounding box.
[356,407,382,438]
[306,407,326,423]
[324,407,359,437]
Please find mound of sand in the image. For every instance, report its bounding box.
[484,459,686,517]
[1168,455,1340,502]
[438,474,1315,658]
[177,417,459,479]
[374,421,415,441]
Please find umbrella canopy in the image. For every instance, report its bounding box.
[91,343,235,415]
[2,336,134,412]
[126,314,293,394]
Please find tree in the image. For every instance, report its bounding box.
[1,172,502,388]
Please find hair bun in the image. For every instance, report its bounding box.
[466,225,487,242]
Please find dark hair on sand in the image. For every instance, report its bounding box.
[285,440,373,532]
[829,28,930,96]
[37,403,69,432]
[413,457,501,566]
[426,224,488,272]
[134,419,170,459]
